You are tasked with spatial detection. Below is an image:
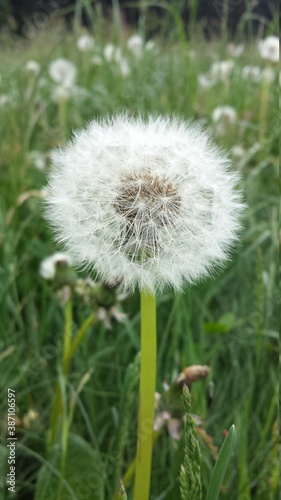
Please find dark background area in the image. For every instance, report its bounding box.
[0,0,278,38]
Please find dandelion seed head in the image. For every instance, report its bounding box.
[212,106,237,124]
[77,34,95,52]
[127,34,144,58]
[258,36,279,63]
[25,60,41,75]
[45,114,244,292]
[39,252,72,280]
[49,58,77,88]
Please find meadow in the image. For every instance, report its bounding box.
[0,9,279,500]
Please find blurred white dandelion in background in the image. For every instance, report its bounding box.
[28,151,48,170]
[25,60,41,75]
[212,106,237,124]
[127,34,144,58]
[104,43,122,62]
[92,55,102,66]
[119,58,131,77]
[77,34,95,52]
[210,60,234,83]
[39,253,72,280]
[227,43,244,58]
[0,94,11,107]
[145,40,155,51]
[258,36,279,63]
[49,58,77,88]
[198,73,214,90]
[242,65,262,82]
[45,114,244,293]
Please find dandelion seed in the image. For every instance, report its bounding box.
[45,114,244,293]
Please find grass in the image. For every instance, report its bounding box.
[0,12,279,500]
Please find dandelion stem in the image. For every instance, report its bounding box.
[258,64,271,158]
[133,291,157,500]
[58,95,67,140]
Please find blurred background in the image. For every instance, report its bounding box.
[0,1,279,499]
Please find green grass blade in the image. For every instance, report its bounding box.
[205,425,237,500]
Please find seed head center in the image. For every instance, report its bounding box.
[113,173,181,225]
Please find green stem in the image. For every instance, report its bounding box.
[258,63,271,158]
[58,95,67,140]
[48,310,96,448]
[133,291,157,500]
[62,300,73,371]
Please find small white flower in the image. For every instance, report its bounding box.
[39,253,72,280]
[258,36,279,63]
[127,34,144,58]
[210,60,234,82]
[227,43,244,58]
[25,60,41,75]
[49,58,77,88]
[77,34,95,52]
[45,114,243,293]
[212,106,237,124]
[242,65,261,82]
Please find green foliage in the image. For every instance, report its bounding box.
[35,433,104,500]
[0,14,278,500]
[205,425,236,500]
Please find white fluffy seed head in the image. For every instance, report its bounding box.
[212,106,237,124]
[45,114,244,293]
[77,34,95,52]
[39,252,72,279]
[258,36,279,63]
[49,58,77,88]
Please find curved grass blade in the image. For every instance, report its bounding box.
[205,425,236,500]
